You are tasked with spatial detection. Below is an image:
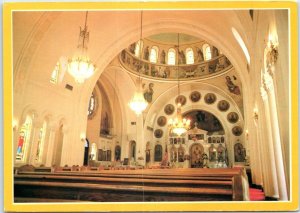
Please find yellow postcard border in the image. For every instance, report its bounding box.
[3,1,298,212]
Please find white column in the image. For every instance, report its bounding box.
[28,121,42,166]
[45,127,57,167]
[261,85,279,198]
[136,114,145,165]
[264,71,288,200]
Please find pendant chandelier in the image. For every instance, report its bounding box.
[129,11,148,115]
[168,34,191,136]
[68,11,96,83]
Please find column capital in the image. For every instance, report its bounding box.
[260,86,268,101]
[263,69,274,92]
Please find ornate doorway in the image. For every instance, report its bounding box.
[190,143,204,168]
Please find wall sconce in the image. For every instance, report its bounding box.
[253,108,259,120]
[13,119,18,131]
[245,130,249,140]
[80,133,86,142]
[266,33,278,66]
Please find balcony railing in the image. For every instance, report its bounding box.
[119,49,232,80]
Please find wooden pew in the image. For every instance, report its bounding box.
[14,168,248,202]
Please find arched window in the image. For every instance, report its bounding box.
[231,27,250,64]
[50,62,60,84]
[154,144,162,162]
[88,93,96,117]
[167,48,176,65]
[35,121,47,162]
[149,46,159,63]
[134,40,143,57]
[185,48,194,64]
[16,115,32,162]
[202,44,212,61]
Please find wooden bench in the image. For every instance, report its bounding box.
[14,168,248,202]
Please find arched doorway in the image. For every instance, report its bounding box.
[190,143,204,168]
[53,124,64,166]
[115,145,121,161]
[129,140,136,161]
[83,138,89,166]
[146,142,151,163]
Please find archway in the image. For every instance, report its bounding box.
[115,145,121,161]
[83,138,89,166]
[129,140,136,161]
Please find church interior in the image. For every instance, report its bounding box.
[11,8,293,204]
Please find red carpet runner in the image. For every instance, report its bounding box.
[249,188,265,201]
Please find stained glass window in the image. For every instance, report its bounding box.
[149,46,159,63]
[203,44,212,61]
[134,40,143,57]
[50,62,60,84]
[35,121,47,162]
[186,48,194,64]
[167,48,176,65]
[16,116,32,161]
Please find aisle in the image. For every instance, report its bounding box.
[249,188,265,201]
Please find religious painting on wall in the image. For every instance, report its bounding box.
[143,83,154,103]
[178,146,185,162]
[154,129,163,138]
[227,112,239,123]
[154,144,162,162]
[232,126,243,136]
[225,75,241,95]
[98,149,103,161]
[218,100,230,111]
[190,91,201,102]
[164,104,175,115]
[175,95,187,106]
[234,143,245,162]
[157,116,167,127]
[204,93,217,104]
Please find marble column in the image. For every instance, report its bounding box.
[261,85,279,198]
[264,70,288,200]
[28,121,43,166]
[45,125,57,167]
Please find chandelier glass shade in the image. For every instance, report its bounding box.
[68,11,96,83]
[168,103,191,136]
[68,55,95,83]
[168,34,191,136]
[129,11,148,115]
[129,82,148,116]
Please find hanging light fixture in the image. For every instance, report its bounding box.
[129,11,148,115]
[68,11,96,83]
[168,33,191,136]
